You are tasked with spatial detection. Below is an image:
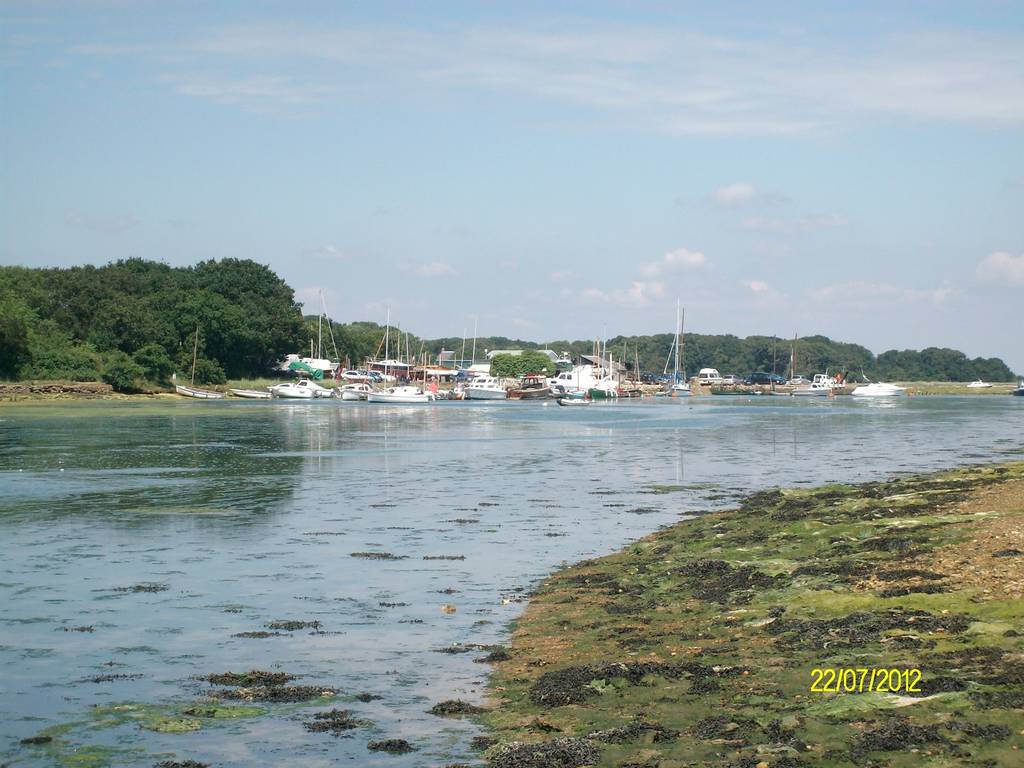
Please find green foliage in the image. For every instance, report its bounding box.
[0,258,304,382]
[132,343,174,383]
[490,350,557,377]
[101,351,146,393]
[189,357,227,385]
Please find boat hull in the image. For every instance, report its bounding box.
[466,388,507,400]
[367,394,429,404]
[176,385,224,399]
[229,388,271,399]
[507,387,551,400]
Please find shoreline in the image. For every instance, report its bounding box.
[0,379,1018,405]
[478,462,1024,767]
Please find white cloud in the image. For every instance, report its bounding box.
[581,281,665,307]
[976,251,1024,284]
[744,280,770,293]
[304,244,347,260]
[712,182,756,205]
[550,270,574,282]
[642,247,707,276]
[401,261,455,277]
[166,75,335,107]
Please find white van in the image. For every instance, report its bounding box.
[696,368,722,385]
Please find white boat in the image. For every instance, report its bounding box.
[466,376,508,400]
[549,365,598,396]
[229,388,272,399]
[1013,380,1024,397]
[967,380,992,389]
[335,383,373,401]
[792,373,838,397]
[269,379,331,399]
[851,381,907,398]
[175,384,224,399]
[367,385,430,404]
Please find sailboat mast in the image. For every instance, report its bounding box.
[471,316,478,365]
[680,305,686,381]
[674,300,681,382]
[190,323,199,386]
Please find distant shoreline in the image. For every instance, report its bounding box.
[0,379,1018,404]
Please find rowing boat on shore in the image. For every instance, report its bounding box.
[229,388,272,399]
[175,384,224,399]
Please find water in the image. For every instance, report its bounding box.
[1,395,1022,766]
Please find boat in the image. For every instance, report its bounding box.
[549,365,598,396]
[792,373,838,397]
[367,385,430,404]
[1013,380,1024,396]
[335,382,373,401]
[176,384,224,399]
[507,374,552,400]
[851,381,907,398]
[228,388,272,399]
[175,325,223,398]
[967,380,992,389]
[587,374,620,399]
[466,376,508,400]
[269,379,331,399]
[664,301,690,395]
[557,391,591,406]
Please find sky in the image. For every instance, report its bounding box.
[1,1,1022,371]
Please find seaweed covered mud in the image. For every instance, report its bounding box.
[481,462,1024,767]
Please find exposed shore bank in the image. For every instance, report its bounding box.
[480,462,1024,767]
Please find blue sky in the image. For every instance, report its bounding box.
[2,1,1022,371]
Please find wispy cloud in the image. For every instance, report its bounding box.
[68,22,1024,132]
[641,247,707,276]
[811,280,957,307]
[401,261,455,277]
[976,251,1024,284]
[64,212,138,233]
[550,270,574,282]
[741,213,848,235]
[712,182,756,205]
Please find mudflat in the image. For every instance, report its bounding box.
[481,462,1024,768]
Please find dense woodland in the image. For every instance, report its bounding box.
[0,259,1015,390]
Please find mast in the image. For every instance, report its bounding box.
[317,291,323,359]
[680,304,686,381]
[460,328,466,370]
[190,323,199,386]
[471,316,478,365]
[673,300,681,383]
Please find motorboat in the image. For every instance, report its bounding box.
[587,375,620,399]
[557,391,591,406]
[1013,380,1024,396]
[507,375,552,400]
[466,376,508,400]
[335,382,373,401]
[792,373,837,397]
[549,365,598,396]
[851,381,907,398]
[269,379,332,399]
[967,380,992,389]
[175,384,224,399]
[367,385,430,404]
[228,388,272,399]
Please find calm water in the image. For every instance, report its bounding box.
[1,395,1022,766]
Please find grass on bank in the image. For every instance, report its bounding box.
[481,462,1024,768]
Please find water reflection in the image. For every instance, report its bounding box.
[0,396,1022,766]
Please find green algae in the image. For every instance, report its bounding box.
[482,461,1024,767]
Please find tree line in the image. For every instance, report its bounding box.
[0,259,1015,389]
[0,258,305,389]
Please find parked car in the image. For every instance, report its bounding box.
[720,374,744,385]
[747,372,786,385]
[788,375,811,386]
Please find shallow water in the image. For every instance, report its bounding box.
[1,395,1022,766]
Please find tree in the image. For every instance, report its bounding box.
[490,351,558,377]
[101,351,145,393]
[134,344,174,383]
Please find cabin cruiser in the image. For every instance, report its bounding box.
[507,375,552,400]
[1013,380,1024,396]
[967,380,992,389]
[792,373,838,397]
[269,379,332,399]
[466,376,508,400]
[335,382,373,401]
[851,381,906,398]
[549,365,598,396]
[366,385,430,404]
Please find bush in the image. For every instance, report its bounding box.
[133,343,174,383]
[101,351,145,392]
[188,357,226,385]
